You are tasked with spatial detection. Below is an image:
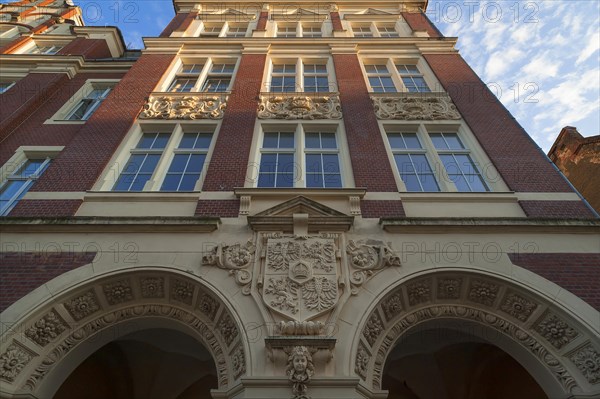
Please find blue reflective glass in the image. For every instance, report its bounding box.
[306,154,322,173]
[323,154,340,173]
[169,154,188,173]
[187,154,205,173]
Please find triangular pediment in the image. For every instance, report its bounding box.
[272,8,328,21]
[199,8,255,19]
[360,8,393,15]
[254,196,348,217]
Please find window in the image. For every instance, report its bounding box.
[66,86,112,120]
[277,25,297,37]
[396,64,430,92]
[269,59,334,93]
[111,126,215,192]
[431,133,489,192]
[200,24,223,37]
[384,127,490,192]
[302,26,322,37]
[0,81,15,94]
[27,44,62,54]
[365,64,396,93]
[226,25,247,37]
[255,126,343,188]
[378,25,399,37]
[166,60,237,93]
[270,64,297,92]
[0,158,51,215]
[353,26,373,37]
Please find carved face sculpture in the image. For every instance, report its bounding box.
[293,353,308,373]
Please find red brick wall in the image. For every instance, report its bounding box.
[160,13,189,37]
[202,54,266,191]
[256,11,269,31]
[29,54,175,199]
[424,54,574,194]
[0,73,70,142]
[519,200,595,219]
[330,12,343,31]
[0,252,96,312]
[401,11,443,37]
[0,36,31,54]
[508,253,600,311]
[1,73,125,165]
[195,200,240,217]
[360,200,406,218]
[333,54,399,192]
[58,37,112,59]
[9,199,83,217]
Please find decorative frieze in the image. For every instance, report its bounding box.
[24,309,68,347]
[467,280,499,307]
[63,290,101,321]
[202,240,256,295]
[570,344,600,384]
[437,278,462,299]
[500,292,538,322]
[363,311,384,346]
[0,342,35,383]
[140,277,164,298]
[355,343,370,380]
[372,94,461,120]
[381,293,403,322]
[277,321,325,336]
[170,279,195,305]
[534,312,579,350]
[139,95,227,120]
[231,345,246,380]
[406,280,431,306]
[102,279,133,305]
[217,313,239,347]
[197,293,220,321]
[258,94,342,119]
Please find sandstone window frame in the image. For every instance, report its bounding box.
[247,121,354,189]
[97,121,221,192]
[266,56,337,93]
[163,57,240,93]
[380,121,506,193]
[274,21,327,38]
[0,146,63,215]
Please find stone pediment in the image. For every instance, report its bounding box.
[247,196,354,232]
[360,8,393,15]
[271,8,329,21]
[198,8,256,20]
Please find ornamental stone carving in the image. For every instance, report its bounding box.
[570,344,600,384]
[170,279,195,305]
[407,280,431,306]
[437,278,462,299]
[534,312,579,350]
[198,293,220,321]
[500,292,538,322]
[286,346,315,399]
[232,345,246,380]
[467,280,499,306]
[346,239,401,293]
[217,313,239,347]
[102,279,133,305]
[262,235,339,321]
[363,311,384,346]
[277,321,325,336]
[139,95,227,119]
[372,94,461,120]
[202,240,256,295]
[140,277,164,298]
[0,342,35,383]
[355,343,370,380]
[24,309,68,347]
[258,94,342,120]
[381,293,403,322]
[63,290,101,321]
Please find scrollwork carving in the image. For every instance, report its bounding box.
[372,95,461,120]
[347,240,401,294]
[202,240,256,295]
[139,95,227,119]
[258,94,342,120]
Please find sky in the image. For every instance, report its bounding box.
[70,0,600,152]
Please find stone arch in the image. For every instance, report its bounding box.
[352,270,600,398]
[0,268,248,398]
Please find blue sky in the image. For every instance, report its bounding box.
[72,0,599,151]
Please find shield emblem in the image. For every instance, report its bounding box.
[263,236,338,321]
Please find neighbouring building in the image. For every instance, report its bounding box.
[1,1,599,398]
[548,126,600,214]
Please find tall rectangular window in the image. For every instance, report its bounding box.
[113,132,170,191]
[303,64,329,92]
[431,133,489,192]
[365,65,397,93]
[161,132,212,191]
[277,25,297,37]
[305,132,342,188]
[168,63,203,92]
[387,132,439,192]
[0,158,51,215]
[270,64,297,92]
[258,131,295,187]
[201,63,234,92]
[200,24,223,37]
[66,86,112,120]
[396,64,431,92]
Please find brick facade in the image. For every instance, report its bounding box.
[58,37,112,59]
[9,199,83,217]
[159,12,189,37]
[195,199,240,217]
[360,200,406,218]
[333,53,399,192]
[330,12,343,31]
[509,253,600,311]
[256,11,269,31]
[401,11,443,38]
[202,54,266,191]
[0,252,96,312]
[518,200,595,219]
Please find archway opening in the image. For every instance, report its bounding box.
[54,328,218,399]
[382,327,547,399]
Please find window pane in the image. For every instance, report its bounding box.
[161,174,180,191]
[195,134,212,149]
[388,134,405,149]
[276,173,294,187]
[182,64,203,74]
[278,153,295,172]
[179,134,197,149]
[323,154,340,173]
[258,173,275,187]
[324,174,342,188]
[187,154,206,173]
[152,134,170,149]
[113,174,134,191]
[179,174,199,191]
[452,175,471,191]
[259,153,277,172]
[279,133,295,148]
[394,154,414,174]
[169,154,189,173]
[444,134,464,149]
[402,174,421,192]
[306,154,322,173]
[420,174,440,192]
[466,174,488,192]
[130,175,150,191]
[403,134,421,149]
[320,134,337,149]
[123,154,145,173]
[305,133,320,148]
[18,160,45,177]
[263,133,279,148]
[411,154,433,174]
[306,173,323,188]
[0,180,26,202]
[439,154,459,174]
[431,134,448,149]
[140,154,161,173]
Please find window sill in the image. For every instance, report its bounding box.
[84,191,201,202]
[43,119,86,125]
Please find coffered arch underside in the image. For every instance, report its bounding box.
[352,271,600,398]
[0,269,249,398]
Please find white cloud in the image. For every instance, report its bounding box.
[576,31,600,65]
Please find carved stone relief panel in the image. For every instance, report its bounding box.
[0,342,36,383]
[202,240,256,295]
[437,277,463,299]
[139,95,227,119]
[139,277,165,298]
[372,94,461,120]
[346,239,401,294]
[534,312,579,350]
[102,279,134,305]
[24,309,68,347]
[570,344,600,385]
[406,279,431,306]
[499,291,538,322]
[63,290,101,321]
[258,94,342,120]
[467,279,499,307]
[170,278,195,305]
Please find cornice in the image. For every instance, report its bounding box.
[0,55,135,75]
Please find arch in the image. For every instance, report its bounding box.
[0,269,248,398]
[352,270,600,398]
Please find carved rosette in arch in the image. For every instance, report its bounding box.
[371,94,461,120]
[202,240,256,294]
[0,273,247,396]
[352,272,596,395]
[139,94,227,120]
[258,94,342,120]
[259,233,341,322]
[346,239,401,294]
